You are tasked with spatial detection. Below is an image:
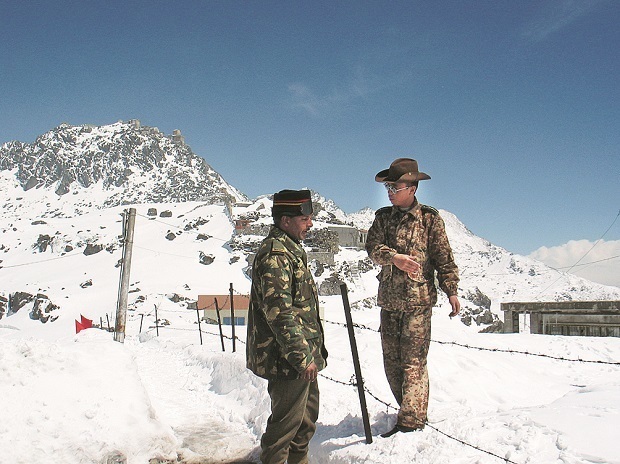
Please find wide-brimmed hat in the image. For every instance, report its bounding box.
[375,158,431,183]
[272,189,313,217]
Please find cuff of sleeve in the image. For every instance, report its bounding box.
[300,355,314,374]
[444,285,459,297]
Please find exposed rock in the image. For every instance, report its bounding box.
[464,286,491,309]
[184,218,209,231]
[83,243,104,255]
[307,228,339,254]
[480,319,505,333]
[199,252,215,265]
[8,291,35,315]
[0,294,8,319]
[475,309,496,325]
[350,296,377,311]
[34,234,54,252]
[314,261,325,278]
[319,275,342,296]
[29,294,59,323]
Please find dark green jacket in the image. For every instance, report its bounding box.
[246,226,327,379]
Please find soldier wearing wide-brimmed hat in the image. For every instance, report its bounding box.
[247,189,328,464]
[366,158,460,438]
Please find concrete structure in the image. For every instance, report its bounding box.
[501,301,620,337]
[326,225,367,249]
[307,251,335,266]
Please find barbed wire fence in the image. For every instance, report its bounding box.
[131,282,619,464]
[2,207,619,463]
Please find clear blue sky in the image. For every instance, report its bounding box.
[1,0,619,256]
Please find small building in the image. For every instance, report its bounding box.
[307,251,335,266]
[198,294,250,326]
[234,218,253,234]
[326,225,367,249]
[501,300,620,337]
[197,293,326,325]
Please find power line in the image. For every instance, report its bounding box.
[553,254,620,270]
[536,210,620,298]
[0,250,84,269]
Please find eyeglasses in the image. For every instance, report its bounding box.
[384,183,412,194]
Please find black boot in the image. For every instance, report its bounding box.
[380,424,423,438]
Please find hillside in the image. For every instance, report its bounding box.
[1,121,619,331]
[1,121,620,464]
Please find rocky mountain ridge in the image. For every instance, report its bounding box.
[0,120,247,216]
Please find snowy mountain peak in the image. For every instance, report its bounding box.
[0,120,247,215]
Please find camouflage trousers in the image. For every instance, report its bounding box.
[380,307,431,428]
[260,378,319,464]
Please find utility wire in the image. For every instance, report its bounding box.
[536,209,620,298]
[0,250,84,269]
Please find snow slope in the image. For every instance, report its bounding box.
[1,199,619,463]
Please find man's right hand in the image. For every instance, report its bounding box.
[392,253,421,274]
[302,362,318,382]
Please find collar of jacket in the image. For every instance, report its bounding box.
[390,198,421,220]
[269,225,307,259]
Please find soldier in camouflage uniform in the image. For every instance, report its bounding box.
[365,158,460,438]
[247,189,328,464]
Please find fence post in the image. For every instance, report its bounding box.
[215,298,226,352]
[155,304,159,337]
[114,207,136,343]
[230,283,236,353]
[196,309,203,345]
[340,283,373,444]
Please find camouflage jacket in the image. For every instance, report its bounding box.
[246,226,327,380]
[366,200,459,311]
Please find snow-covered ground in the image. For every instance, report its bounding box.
[2,276,620,463]
[1,198,620,463]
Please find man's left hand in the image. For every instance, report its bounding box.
[448,295,460,318]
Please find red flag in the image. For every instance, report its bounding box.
[80,315,93,329]
[75,320,85,334]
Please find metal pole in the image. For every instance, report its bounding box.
[114,208,136,343]
[340,283,373,444]
[215,298,226,352]
[196,309,203,345]
[229,283,236,353]
[155,304,159,337]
